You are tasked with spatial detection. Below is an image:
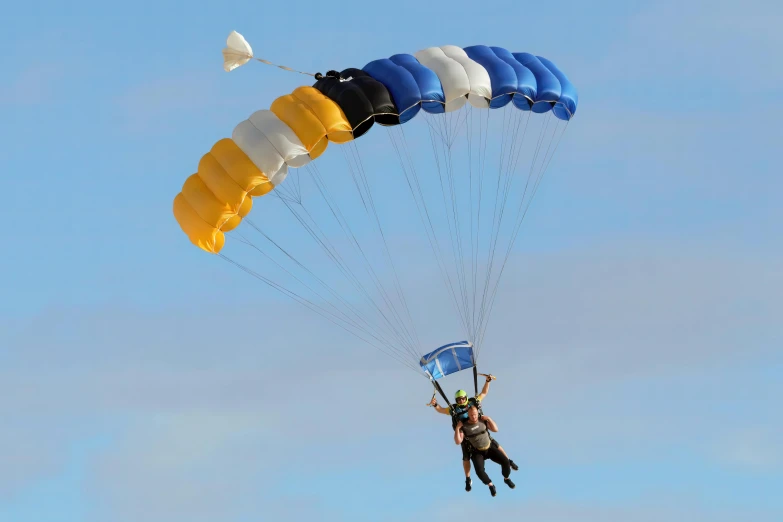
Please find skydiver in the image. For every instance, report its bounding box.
[454,404,514,497]
[430,375,517,492]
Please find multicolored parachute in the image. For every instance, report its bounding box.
[173,31,578,381]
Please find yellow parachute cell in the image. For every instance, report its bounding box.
[292,87,353,144]
[220,194,253,232]
[181,174,241,230]
[271,94,329,160]
[174,84,354,254]
[172,192,226,254]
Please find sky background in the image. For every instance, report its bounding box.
[1,0,782,520]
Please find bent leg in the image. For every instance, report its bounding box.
[487,446,512,479]
[491,439,518,471]
[470,451,492,485]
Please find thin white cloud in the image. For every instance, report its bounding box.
[0,421,65,499]
[111,64,308,135]
[574,0,783,93]
[0,63,68,106]
[711,427,783,471]
[428,496,783,522]
[2,241,780,514]
[113,71,224,134]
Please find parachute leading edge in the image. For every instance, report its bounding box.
[420,341,475,380]
[175,34,579,255]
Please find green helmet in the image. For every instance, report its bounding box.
[454,389,468,400]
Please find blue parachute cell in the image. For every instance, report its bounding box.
[420,341,475,379]
[536,56,578,120]
[490,47,538,110]
[333,46,576,125]
[463,45,518,108]
[362,57,423,123]
[512,52,560,113]
[388,53,446,114]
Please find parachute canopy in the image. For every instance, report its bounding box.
[173,32,578,378]
[420,341,475,379]
[174,37,578,256]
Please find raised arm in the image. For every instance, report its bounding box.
[477,377,491,401]
[481,416,499,432]
[430,397,451,415]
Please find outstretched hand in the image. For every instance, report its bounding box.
[430,397,438,407]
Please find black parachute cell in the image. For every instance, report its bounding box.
[312,68,400,138]
[340,68,400,126]
[314,75,375,138]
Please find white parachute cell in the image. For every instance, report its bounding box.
[439,45,492,108]
[414,47,471,112]
[232,110,311,184]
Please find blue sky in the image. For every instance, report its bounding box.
[1,0,782,520]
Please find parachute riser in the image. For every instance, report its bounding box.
[424,369,452,407]
[432,379,451,407]
[472,351,479,398]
